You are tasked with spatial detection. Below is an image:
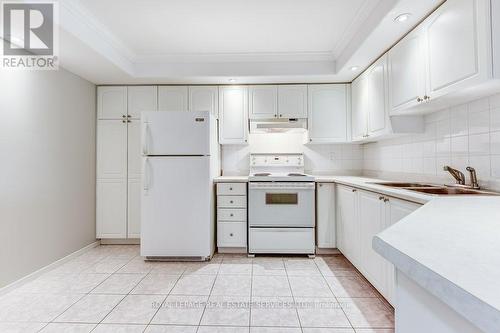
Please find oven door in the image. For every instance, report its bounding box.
[249,182,315,227]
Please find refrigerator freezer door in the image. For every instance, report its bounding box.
[141,156,213,257]
[142,111,210,156]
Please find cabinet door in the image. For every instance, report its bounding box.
[249,85,277,119]
[278,85,308,118]
[189,86,219,118]
[127,178,141,238]
[384,197,420,304]
[358,190,386,293]
[317,183,336,248]
[127,120,142,180]
[158,86,188,111]
[96,179,127,238]
[425,0,486,98]
[127,86,157,119]
[308,84,348,143]
[351,75,368,141]
[388,28,427,112]
[336,185,358,264]
[367,55,389,137]
[218,86,248,145]
[97,86,127,120]
[97,120,127,179]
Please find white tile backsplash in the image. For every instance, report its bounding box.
[363,93,500,188]
[221,132,363,176]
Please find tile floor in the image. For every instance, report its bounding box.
[0,245,394,333]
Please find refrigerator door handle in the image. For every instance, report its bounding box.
[143,158,150,191]
[142,121,149,155]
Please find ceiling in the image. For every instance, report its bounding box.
[55,0,443,84]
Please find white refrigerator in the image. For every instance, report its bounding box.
[141,111,220,260]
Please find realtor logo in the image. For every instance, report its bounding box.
[1,1,59,69]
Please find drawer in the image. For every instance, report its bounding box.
[217,183,247,195]
[249,228,315,254]
[218,208,246,222]
[217,222,247,247]
[217,195,246,208]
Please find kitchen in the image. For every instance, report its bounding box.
[1,0,500,332]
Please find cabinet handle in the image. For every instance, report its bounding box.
[319,184,323,187]
[127,115,131,118]
[229,233,234,237]
[384,198,390,202]
[310,139,312,142]
[279,114,283,117]
[424,95,430,100]
[122,115,126,118]
[417,97,423,102]
[230,200,234,204]
[230,213,234,217]
[379,196,384,200]
[122,119,126,123]
[127,119,131,123]
[229,187,233,191]
[352,189,357,192]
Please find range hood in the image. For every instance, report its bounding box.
[249,118,307,133]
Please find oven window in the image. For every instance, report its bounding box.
[265,193,298,205]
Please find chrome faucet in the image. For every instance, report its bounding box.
[466,166,480,189]
[443,166,465,185]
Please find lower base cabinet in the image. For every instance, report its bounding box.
[216,182,247,253]
[336,185,420,305]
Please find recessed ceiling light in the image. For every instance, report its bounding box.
[394,13,411,23]
[228,79,236,83]
[350,66,359,71]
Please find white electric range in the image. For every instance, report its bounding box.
[248,153,316,256]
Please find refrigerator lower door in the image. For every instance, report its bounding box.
[141,156,213,258]
[142,111,210,156]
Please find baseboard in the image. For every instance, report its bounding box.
[217,247,247,254]
[316,247,341,255]
[100,238,140,245]
[0,240,100,297]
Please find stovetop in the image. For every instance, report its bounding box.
[248,172,315,182]
[248,153,314,182]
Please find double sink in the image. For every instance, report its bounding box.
[371,182,499,196]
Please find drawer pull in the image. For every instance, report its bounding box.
[229,187,233,191]
[230,213,234,217]
[230,200,234,204]
[229,233,234,237]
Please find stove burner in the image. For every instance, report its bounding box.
[287,173,306,176]
[254,172,271,176]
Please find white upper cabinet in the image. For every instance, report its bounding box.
[388,27,427,112]
[249,85,278,119]
[158,86,189,111]
[219,86,249,145]
[97,120,128,179]
[127,86,157,119]
[307,84,349,143]
[278,85,308,118]
[188,86,219,118]
[98,86,127,120]
[367,55,389,136]
[316,183,336,249]
[424,0,487,98]
[351,74,368,141]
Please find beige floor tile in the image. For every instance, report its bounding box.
[118,259,155,274]
[103,295,166,324]
[0,322,47,333]
[211,275,251,296]
[15,273,109,294]
[338,298,394,329]
[0,293,83,322]
[295,297,351,328]
[84,258,131,274]
[145,325,198,332]
[302,329,355,333]
[150,263,188,275]
[170,275,216,296]
[252,276,292,297]
[324,276,378,298]
[200,295,250,326]
[250,328,301,333]
[251,296,299,327]
[198,326,249,333]
[354,329,394,333]
[288,276,333,297]
[39,323,96,333]
[131,274,180,295]
[92,324,147,332]
[219,263,253,275]
[183,262,221,275]
[55,294,124,323]
[151,295,207,325]
[91,274,145,294]
[253,259,286,276]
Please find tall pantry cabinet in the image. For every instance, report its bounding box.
[96,86,157,239]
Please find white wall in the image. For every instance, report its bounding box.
[0,69,96,288]
[221,132,363,175]
[363,93,500,189]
